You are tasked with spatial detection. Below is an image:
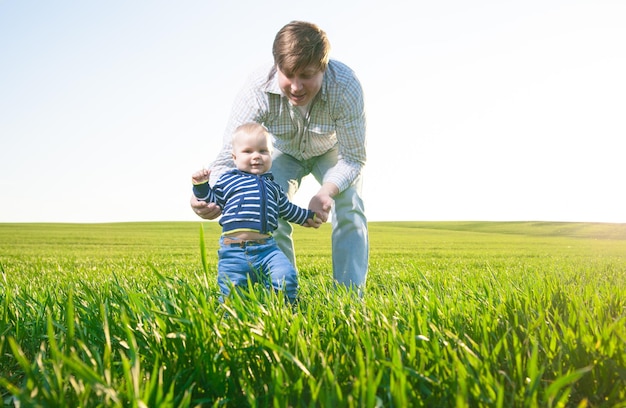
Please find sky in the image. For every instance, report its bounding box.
[1,0,625,224]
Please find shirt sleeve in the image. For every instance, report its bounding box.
[276,187,314,225]
[324,75,367,192]
[192,182,217,204]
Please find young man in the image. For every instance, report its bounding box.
[191,21,368,294]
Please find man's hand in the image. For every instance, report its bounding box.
[304,213,324,228]
[190,195,222,220]
[308,182,337,223]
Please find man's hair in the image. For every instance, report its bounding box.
[272,21,330,75]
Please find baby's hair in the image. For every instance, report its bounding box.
[232,122,272,150]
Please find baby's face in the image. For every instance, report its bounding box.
[232,132,273,174]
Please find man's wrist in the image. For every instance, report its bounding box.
[318,182,339,198]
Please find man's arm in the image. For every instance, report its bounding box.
[323,63,367,193]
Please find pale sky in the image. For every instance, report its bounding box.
[1,1,625,223]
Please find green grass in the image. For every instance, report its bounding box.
[1,221,625,407]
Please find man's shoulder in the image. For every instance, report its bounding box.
[325,59,361,88]
[328,59,353,71]
[323,60,363,100]
[327,59,358,79]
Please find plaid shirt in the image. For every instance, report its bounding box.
[208,60,367,193]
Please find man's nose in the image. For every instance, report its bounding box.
[290,78,303,91]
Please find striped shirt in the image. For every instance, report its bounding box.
[193,170,314,234]
[208,59,366,193]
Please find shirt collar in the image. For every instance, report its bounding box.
[231,169,274,180]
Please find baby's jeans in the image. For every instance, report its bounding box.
[217,236,299,303]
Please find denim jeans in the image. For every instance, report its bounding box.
[217,236,298,303]
[270,146,369,292]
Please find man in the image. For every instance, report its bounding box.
[191,21,368,293]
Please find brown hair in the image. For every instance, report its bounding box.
[272,21,331,76]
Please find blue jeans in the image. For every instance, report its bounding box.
[217,236,298,303]
[270,147,369,292]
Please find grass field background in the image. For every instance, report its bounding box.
[1,221,625,407]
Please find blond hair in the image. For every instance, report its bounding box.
[232,122,272,150]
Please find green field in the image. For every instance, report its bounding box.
[1,221,625,407]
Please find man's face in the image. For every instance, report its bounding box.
[277,65,324,106]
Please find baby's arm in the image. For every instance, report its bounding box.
[191,169,223,219]
[279,198,323,229]
[192,169,216,202]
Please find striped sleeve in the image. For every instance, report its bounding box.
[274,183,313,225]
[192,182,217,203]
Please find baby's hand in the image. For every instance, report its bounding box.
[191,168,211,185]
[304,213,323,229]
